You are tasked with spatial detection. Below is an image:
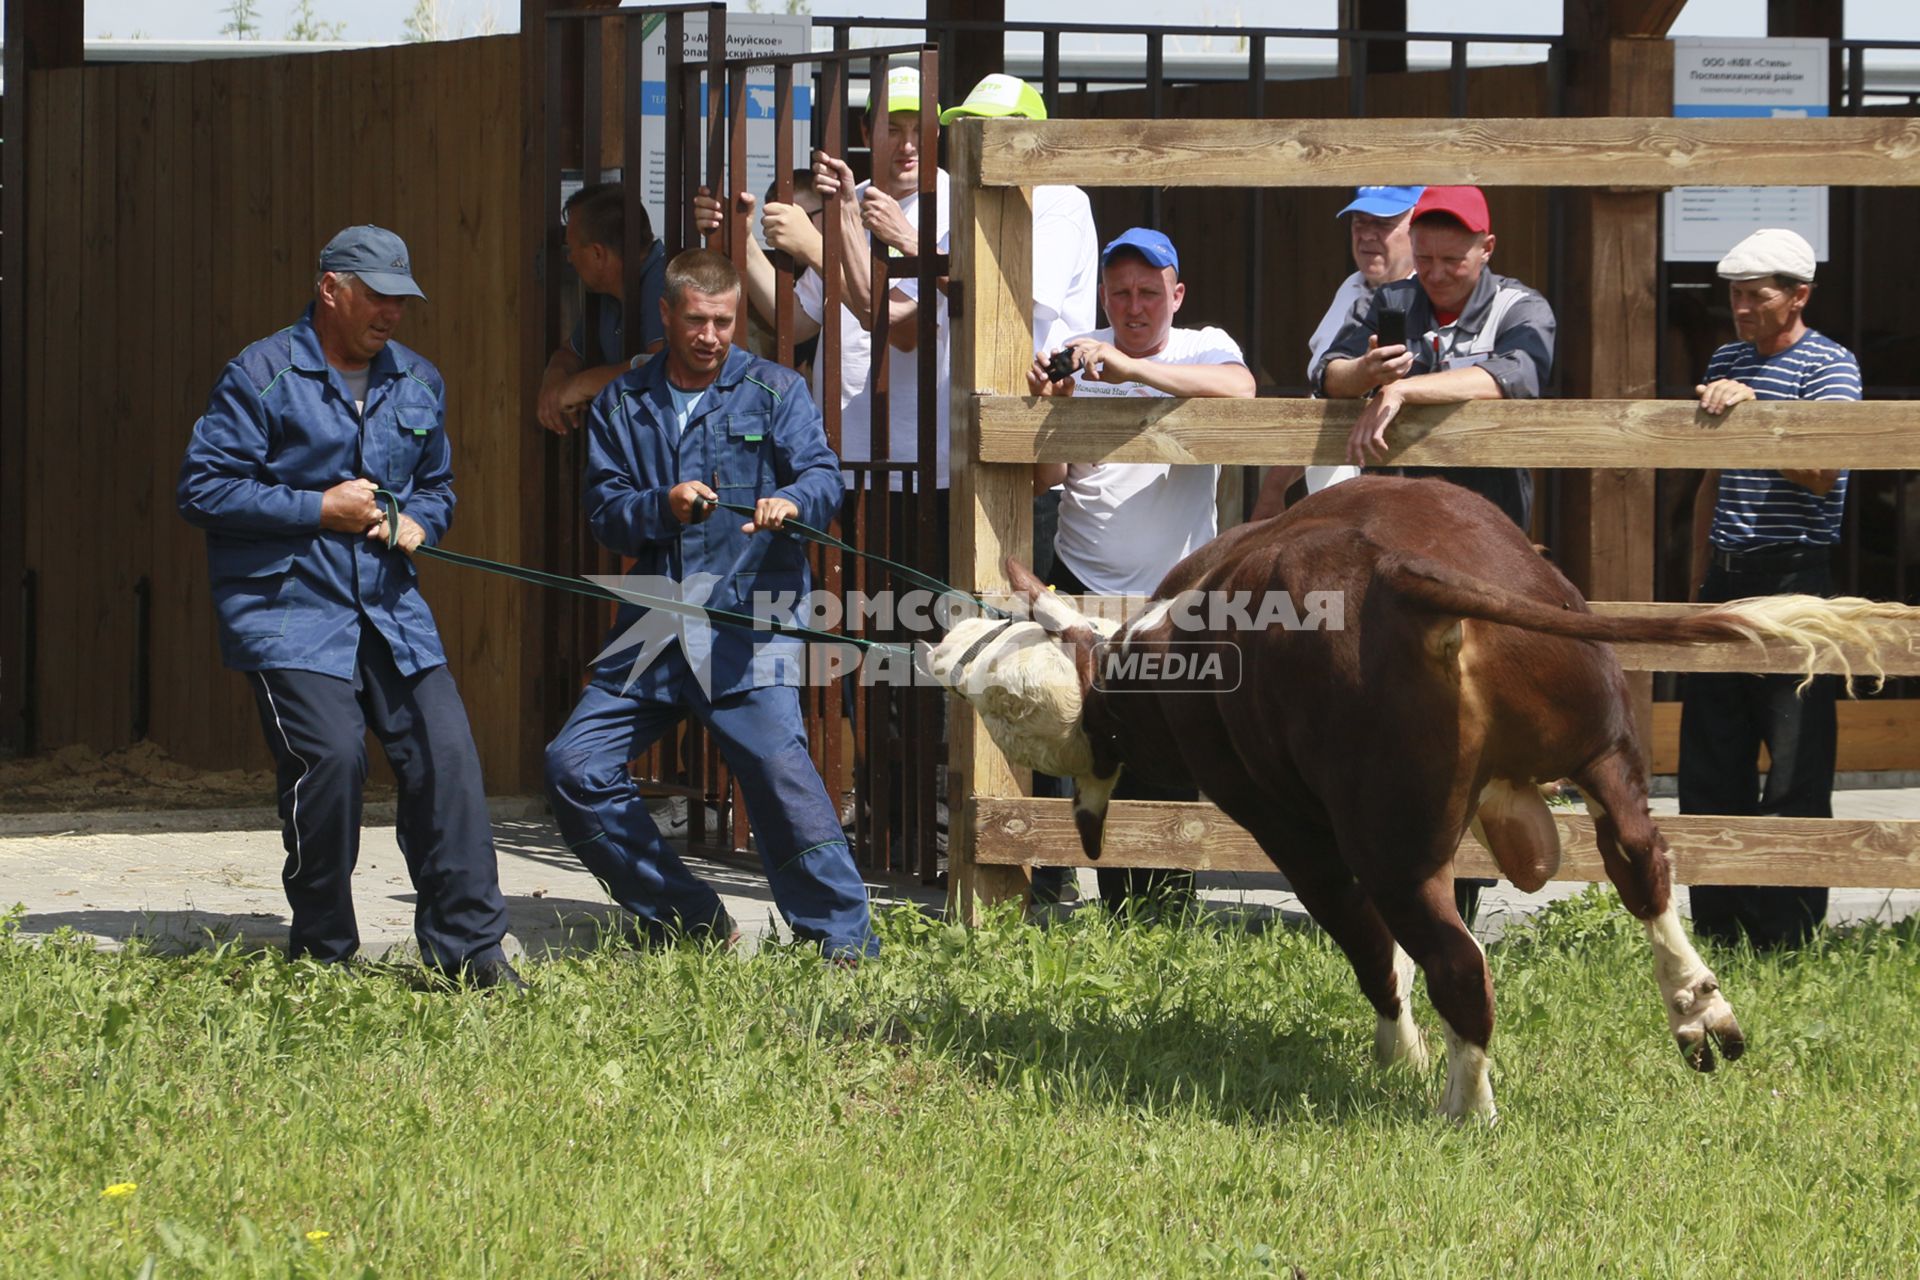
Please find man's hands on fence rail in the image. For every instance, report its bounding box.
[692,186,737,240]
[810,150,870,258]
[1346,382,1407,466]
[761,200,823,270]
[856,187,915,255]
[1696,378,1756,416]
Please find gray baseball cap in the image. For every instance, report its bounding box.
[317,225,427,300]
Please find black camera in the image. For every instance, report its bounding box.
[1044,348,1081,383]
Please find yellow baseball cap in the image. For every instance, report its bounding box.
[938,74,1048,124]
[877,65,938,116]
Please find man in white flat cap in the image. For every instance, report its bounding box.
[1681,226,1861,951]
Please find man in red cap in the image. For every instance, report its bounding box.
[1311,186,1555,926]
[1311,184,1554,532]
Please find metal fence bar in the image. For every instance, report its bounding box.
[1146,32,1164,229]
[622,16,648,364]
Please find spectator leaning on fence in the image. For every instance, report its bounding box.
[542,249,877,961]
[1314,184,1554,534]
[176,225,519,989]
[1681,227,1862,951]
[1025,227,1257,914]
[1252,184,1423,517]
[536,182,668,435]
[941,72,1101,585]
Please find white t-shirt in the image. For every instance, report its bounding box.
[796,168,950,489]
[1032,184,1099,354]
[1054,325,1247,596]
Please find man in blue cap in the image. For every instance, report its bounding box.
[178,225,518,988]
[1026,227,1256,914]
[1252,184,1423,517]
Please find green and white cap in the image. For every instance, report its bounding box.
[938,73,1047,124]
[877,64,937,116]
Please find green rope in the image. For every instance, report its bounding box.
[693,495,1009,620]
[369,490,913,658]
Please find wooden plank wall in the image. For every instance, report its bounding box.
[20,35,544,790]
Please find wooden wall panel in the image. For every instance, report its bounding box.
[20,36,540,790]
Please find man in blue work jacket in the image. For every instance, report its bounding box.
[177,225,518,988]
[544,248,877,959]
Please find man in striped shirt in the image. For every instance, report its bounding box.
[1682,227,1861,950]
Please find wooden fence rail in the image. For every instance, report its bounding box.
[973,116,1920,189]
[947,113,1920,916]
[973,397,1920,470]
[972,798,1920,890]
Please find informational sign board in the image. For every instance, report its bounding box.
[638,12,811,241]
[1663,37,1829,262]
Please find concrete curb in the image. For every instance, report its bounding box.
[0,795,555,839]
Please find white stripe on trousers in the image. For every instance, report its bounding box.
[251,671,311,883]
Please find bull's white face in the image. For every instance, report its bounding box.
[919,609,1115,781]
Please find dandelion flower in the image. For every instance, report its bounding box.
[305,1230,331,1244]
[100,1183,137,1199]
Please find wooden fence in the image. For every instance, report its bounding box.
[945,114,1920,914]
[14,36,544,789]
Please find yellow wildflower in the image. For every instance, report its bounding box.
[100,1183,137,1199]
[305,1230,331,1244]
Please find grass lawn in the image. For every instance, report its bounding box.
[3,890,1918,1278]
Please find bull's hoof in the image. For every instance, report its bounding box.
[1374,1011,1431,1073]
[1669,975,1744,1072]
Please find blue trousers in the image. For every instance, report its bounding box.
[545,679,878,958]
[246,631,509,969]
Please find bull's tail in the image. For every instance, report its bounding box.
[1377,551,1911,693]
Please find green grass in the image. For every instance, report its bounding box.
[3,891,1918,1278]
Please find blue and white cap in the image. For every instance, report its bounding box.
[1101,227,1179,272]
[1336,186,1425,218]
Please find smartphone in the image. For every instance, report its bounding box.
[1376,308,1408,349]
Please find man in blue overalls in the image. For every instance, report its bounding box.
[544,248,876,959]
[177,225,517,986]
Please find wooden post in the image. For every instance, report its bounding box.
[927,0,1004,112]
[2,0,84,755]
[1557,21,1674,753]
[1338,0,1408,77]
[947,119,1033,921]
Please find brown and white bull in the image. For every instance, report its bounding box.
[925,475,1900,1120]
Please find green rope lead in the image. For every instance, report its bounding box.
[370,490,914,659]
[693,495,1010,620]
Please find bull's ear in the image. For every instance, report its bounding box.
[1067,624,1099,697]
[1071,767,1121,861]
